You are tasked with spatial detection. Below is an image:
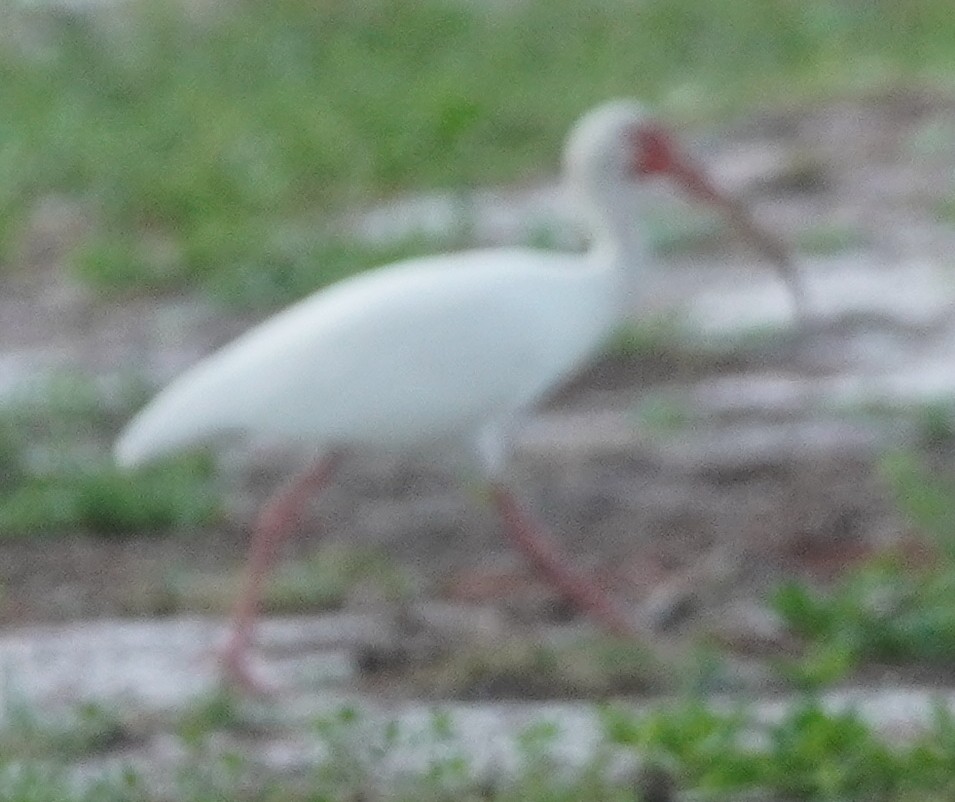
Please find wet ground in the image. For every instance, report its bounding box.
[3,91,955,705]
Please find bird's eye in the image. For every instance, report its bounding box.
[632,126,675,176]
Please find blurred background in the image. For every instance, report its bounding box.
[4,0,955,798]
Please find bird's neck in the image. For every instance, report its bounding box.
[578,184,648,267]
[590,226,646,265]
[571,182,651,314]
[577,244,639,330]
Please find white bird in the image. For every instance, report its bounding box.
[115,100,801,690]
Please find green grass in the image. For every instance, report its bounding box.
[937,196,955,225]
[5,6,955,794]
[768,450,955,684]
[173,690,251,747]
[0,373,220,537]
[796,222,866,255]
[605,697,955,799]
[0,698,133,760]
[881,450,955,553]
[0,765,142,802]
[603,314,689,359]
[7,694,955,800]
[397,634,666,700]
[159,542,414,616]
[773,557,955,685]
[3,0,955,308]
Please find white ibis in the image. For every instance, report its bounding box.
[115,100,800,690]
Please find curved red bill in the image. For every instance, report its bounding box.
[633,126,808,319]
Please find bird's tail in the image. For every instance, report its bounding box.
[114,384,227,468]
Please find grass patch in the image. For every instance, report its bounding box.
[773,556,955,685]
[7,694,955,800]
[602,314,688,359]
[937,196,955,225]
[0,763,142,802]
[881,450,955,552]
[173,690,254,747]
[161,542,413,616]
[3,0,955,307]
[769,450,955,684]
[911,401,955,448]
[0,456,219,535]
[795,222,866,255]
[605,697,955,798]
[0,373,220,537]
[305,705,630,802]
[395,634,667,700]
[0,696,134,760]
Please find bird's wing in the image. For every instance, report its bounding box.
[115,248,611,466]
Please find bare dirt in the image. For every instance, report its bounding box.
[3,89,955,701]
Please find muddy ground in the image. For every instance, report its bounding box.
[3,90,955,700]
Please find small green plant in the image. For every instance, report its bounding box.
[0,762,142,802]
[937,195,955,225]
[0,697,132,760]
[772,557,955,681]
[310,704,635,802]
[769,448,955,682]
[913,401,955,447]
[72,236,175,296]
[5,694,955,800]
[408,634,666,699]
[796,222,865,255]
[881,450,955,558]
[265,543,413,611]
[0,373,221,537]
[604,697,955,798]
[164,542,413,615]
[174,689,247,747]
[0,417,27,491]
[311,705,389,798]
[603,315,686,359]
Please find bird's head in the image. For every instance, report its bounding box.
[563,99,741,210]
[564,100,662,194]
[564,100,805,314]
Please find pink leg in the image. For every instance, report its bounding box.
[221,452,343,691]
[489,483,639,638]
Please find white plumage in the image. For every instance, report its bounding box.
[114,100,796,689]
[115,101,661,473]
[115,248,620,468]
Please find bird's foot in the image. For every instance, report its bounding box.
[219,639,275,696]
